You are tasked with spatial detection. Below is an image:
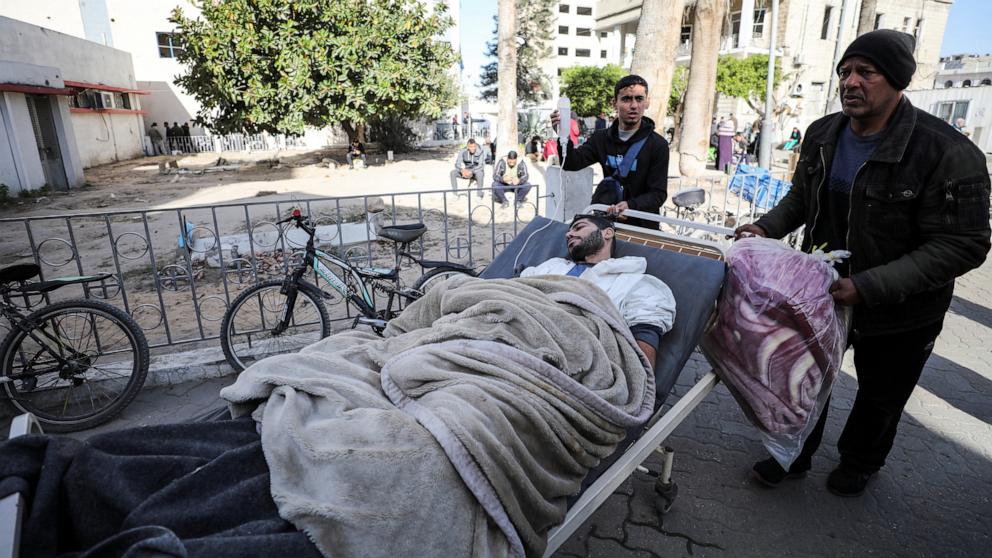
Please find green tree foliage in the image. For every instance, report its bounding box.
[171,0,458,139]
[479,0,554,105]
[715,54,783,115]
[559,64,625,118]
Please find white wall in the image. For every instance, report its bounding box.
[904,87,992,154]
[71,111,145,166]
[0,0,85,37]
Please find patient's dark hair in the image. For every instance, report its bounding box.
[571,213,615,231]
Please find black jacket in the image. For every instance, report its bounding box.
[561,116,670,229]
[755,97,991,336]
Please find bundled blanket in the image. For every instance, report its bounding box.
[221,274,654,558]
[701,237,848,436]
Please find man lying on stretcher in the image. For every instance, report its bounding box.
[521,213,677,367]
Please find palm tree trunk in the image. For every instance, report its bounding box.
[678,0,724,176]
[496,0,518,157]
[630,0,684,133]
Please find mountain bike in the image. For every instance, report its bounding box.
[219,209,477,372]
[0,264,150,432]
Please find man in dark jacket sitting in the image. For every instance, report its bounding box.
[551,75,669,230]
[491,151,532,209]
[735,30,991,497]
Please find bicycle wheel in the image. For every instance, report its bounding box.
[220,279,331,372]
[411,267,478,298]
[1,299,149,432]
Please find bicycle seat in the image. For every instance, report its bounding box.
[672,188,706,209]
[377,224,427,244]
[0,264,40,284]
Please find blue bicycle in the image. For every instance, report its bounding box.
[219,209,476,372]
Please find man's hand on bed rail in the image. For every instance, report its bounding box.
[733,224,767,240]
[606,201,629,220]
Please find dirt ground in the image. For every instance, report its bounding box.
[0,146,570,350]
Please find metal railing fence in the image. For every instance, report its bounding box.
[0,186,542,352]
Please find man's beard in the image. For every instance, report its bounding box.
[568,229,605,261]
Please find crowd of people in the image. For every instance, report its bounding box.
[147,122,197,155]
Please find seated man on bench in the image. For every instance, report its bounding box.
[491,150,533,209]
[522,213,676,366]
[449,138,486,197]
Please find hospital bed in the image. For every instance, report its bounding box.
[1,210,730,558]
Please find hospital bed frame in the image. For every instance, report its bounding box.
[542,206,730,556]
[1,207,733,558]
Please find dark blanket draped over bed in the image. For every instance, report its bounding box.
[0,417,320,558]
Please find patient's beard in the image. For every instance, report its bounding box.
[568,230,604,262]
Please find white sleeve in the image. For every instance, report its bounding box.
[520,258,566,278]
[620,275,677,334]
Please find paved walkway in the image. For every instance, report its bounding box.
[7,243,989,558]
[556,254,992,557]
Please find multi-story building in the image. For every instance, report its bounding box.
[543,0,619,98]
[1,16,147,192]
[592,0,952,138]
[2,0,461,147]
[935,54,992,89]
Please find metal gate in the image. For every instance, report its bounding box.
[25,95,68,191]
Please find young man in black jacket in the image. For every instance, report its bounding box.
[552,75,670,229]
[736,30,991,497]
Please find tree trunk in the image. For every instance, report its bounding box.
[496,0,518,157]
[678,0,724,176]
[341,121,366,143]
[630,0,684,134]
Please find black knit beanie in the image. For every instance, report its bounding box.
[837,29,917,90]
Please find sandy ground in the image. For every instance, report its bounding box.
[0,147,575,349]
[0,145,760,352]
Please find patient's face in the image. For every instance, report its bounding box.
[566,220,606,261]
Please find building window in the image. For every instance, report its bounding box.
[944,80,954,88]
[935,100,969,123]
[753,8,766,37]
[558,47,568,56]
[600,31,608,38]
[902,16,911,32]
[600,50,607,58]
[821,6,833,40]
[913,18,923,40]
[729,11,741,46]
[874,14,883,30]
[680,25,692,45]
[558,25,569,35]
[557,68,563,76]
[113,92,132,110]
[962,79,972,87]
[575,48,590,57]
[156,32,183,58]
[559,4,569,13]
[576,6,592,16]
[576,28,591,37]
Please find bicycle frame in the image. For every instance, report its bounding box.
[0,301,84,380]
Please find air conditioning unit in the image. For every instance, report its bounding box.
[93,91,114,109]
[792,54,806,67]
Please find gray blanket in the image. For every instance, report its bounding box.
[220,274,654,557]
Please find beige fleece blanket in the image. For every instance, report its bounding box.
[220,274,654,558]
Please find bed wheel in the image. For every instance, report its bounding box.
[654,479,678,514]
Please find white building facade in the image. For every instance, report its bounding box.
[1,16,147,192]
[591,0,952,140]
[3,0,462,150]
